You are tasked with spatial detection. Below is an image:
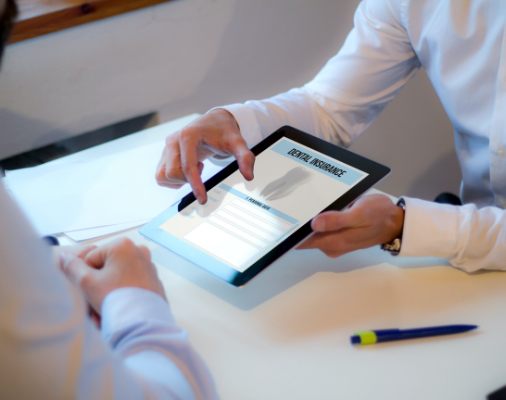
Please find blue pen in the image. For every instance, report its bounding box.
[350,324,478,345]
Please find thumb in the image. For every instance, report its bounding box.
[59,252,94,287]
[311,210,356,233]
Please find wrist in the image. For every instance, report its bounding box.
[207,107,240,131]
[101,288,174,342]
[381,198,406,255]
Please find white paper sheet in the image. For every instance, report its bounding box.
[64,220,146,242]
[3,115,224,236]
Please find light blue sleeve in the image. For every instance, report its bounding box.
[0,180,217,399]
[101,288,218,400]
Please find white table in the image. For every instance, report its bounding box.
[65,118,506,400]
[128,232,506,400]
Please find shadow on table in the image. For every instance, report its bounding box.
[152,244,443,311]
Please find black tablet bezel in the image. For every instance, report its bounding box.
[141,126,390,286]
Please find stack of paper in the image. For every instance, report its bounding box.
[3,114,223,241]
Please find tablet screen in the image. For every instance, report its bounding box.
[158,137,367,272]
[141,126,389,286]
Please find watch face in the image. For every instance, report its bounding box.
[381,198,405,255]
[381,237,401,255]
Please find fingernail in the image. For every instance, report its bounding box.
[312,218,325,232]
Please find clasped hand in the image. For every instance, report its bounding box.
[56,238,166,315]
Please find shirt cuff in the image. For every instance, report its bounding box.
[400,197,460,259]
[101,287,176,345]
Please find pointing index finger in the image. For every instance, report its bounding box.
[232,142,255,181]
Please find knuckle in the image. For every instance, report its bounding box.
[155,167,166,184]
[228,135,246,152]
[326,250,341,258]
[165,133,179,146]
[181,163,195,177]
[167,165,184,181]
[322,244,343,258]
[138,245,151,256]
[322,248,334,257]
[79,272,94,290]
[179,128,195,145]
[116,237,134,250]
[156,164,181,185]
[222,135,234,147]
[156,171,185,188]
[165,182,185,189]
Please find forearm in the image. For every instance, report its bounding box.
[101,288,217,400]
[222,78,391,150]
[222,87,348,148]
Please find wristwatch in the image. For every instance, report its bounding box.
[380,198,406,256]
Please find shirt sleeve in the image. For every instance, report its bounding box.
[222,0,420,148]
[101,288,217,400]
[0,180,217,400]
[400,196,506,272]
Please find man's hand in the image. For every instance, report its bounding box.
[298,194,405,257]
[52,245,96,265]
[156,108,255,204]
[59,238,166,313]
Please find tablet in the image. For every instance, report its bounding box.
[140,126,390,286]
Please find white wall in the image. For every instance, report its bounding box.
[0,0,460,199]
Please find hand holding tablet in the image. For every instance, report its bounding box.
[298,193,405,258]
[143,126,390,286]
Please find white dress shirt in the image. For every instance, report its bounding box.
[222,0,506,272]
[0,181,217,399]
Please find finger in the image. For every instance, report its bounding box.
[156,162,181,188]
[296,234,315,250]
[157,176,186,190]
[156,141,187,188]
[89,308,102,328]
[296,232,350,257]
[179,134,207,204]
[138,245,151,260]
[236,147,255,181]
[84,238,139,269]
[311,210,356,233]
[162,146,185,186]
[77,245,97,259]
[302,221,389,256]
[60,253,94,286]
[229,138,255,181]
[155,146,174,186]
[84,245,110,269]
[157,167,187,188]
[296,233,341,251]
